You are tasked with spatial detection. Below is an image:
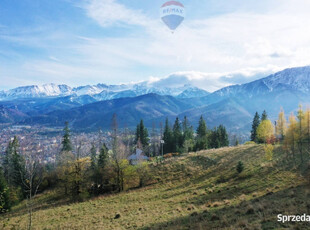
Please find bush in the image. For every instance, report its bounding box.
[237,161,244,174]
[264,144,274,161]
[244,141,256,145]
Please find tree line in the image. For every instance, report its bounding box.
[250,106,310,166]
[0,114,230,215]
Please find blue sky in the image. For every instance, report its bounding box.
[1,0,310,91]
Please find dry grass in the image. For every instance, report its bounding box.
[1,144,308,229]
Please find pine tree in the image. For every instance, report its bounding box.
[182,116,194,153]
[197,115,207,138]
[90,144,97,171]
[195,116,208,151]
[0,167,11,213]
[237,161,244,174]
[3,141,13,184]
[98,144,109,169]
[135,120,149,149]
[218,125,229,147]
[250,112,260,142]
[61,122,72,152]
[261,110,268,121]
[163,118,173,154]
[173,117,183,153]
[183,116,194,140]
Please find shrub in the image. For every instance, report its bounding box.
[264,144,274,161]
[244,141,256,145]
[237,161,244,174]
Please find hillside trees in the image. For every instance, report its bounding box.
[183,116,194,153]
[0,168,10,213]
[276,108,287,141]
[135,119,149,152]
[195,116,208,151]
[163,118,174,154]
[172,117,183,153]
[251,112,260,142]
[257,120,275,143]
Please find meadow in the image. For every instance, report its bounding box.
[1,144,308,229]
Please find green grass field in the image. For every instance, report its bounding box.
[2,144,309,229]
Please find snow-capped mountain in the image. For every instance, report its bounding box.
[0,84,72,100]
[0,81,209,101]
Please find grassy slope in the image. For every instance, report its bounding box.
[2,144,309,229]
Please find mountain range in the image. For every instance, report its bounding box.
[1,66,310,136]
[0,81,209,101]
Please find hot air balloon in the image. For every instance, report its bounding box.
[160,1,185,32]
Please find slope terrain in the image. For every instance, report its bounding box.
[2,144,308,229]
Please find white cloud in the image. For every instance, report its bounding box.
[83,0,150,27]
[2,0,310,91]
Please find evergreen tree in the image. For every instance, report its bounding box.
[90,144,97,171]
[172,117,183,152]
[209,128,220,149]
[183,116,194,140]
[135,120,149,149]
[3,141,13,184]
[163,118,173,154]
[183,116,194,153]
[237,161,244,174]
[218,125,229,147]
[0,167,11,213]
[250,112,260,142]
[61,122,72,152]
[261,110,268,121]
[196,115,207,138]
[195,116,208,151]
[98,144,109,169]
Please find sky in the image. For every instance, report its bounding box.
[1,0,310,91]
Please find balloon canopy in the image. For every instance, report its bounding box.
[160,1,185,31]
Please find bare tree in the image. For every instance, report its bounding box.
[21,151,44,230]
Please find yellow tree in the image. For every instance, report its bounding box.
[276,108,287,141]
[305,108,310,153]
[284,113,297,164]
[257,119,275,143]
[297,105,305,163]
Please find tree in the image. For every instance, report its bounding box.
[264,144,274,161]
[237,161,244,174]
[195,116,208,151]
[90,144,97,171]
[297,105,305,163]
[276,108,287,141]
[57,122,74,195]
[257,120,274,143]
[306,108,310,152]
[3,141,13,185]
[0,168,10,213]
[61,121,72,152]
[261,110,268,121]
[163,118,173,154]
[250,112,260,142]
[197,115,207,138]
[183,116,194,153]
[218,125,229,147]
[135,120,149,150]
[284,113,298,164]
[172,117,183,153]
[21,153,44,229]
